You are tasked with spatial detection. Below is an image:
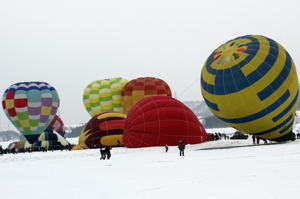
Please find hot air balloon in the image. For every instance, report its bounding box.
[47,115,65,137]
[74,111,126,150]
[123,96,208,148]
[121,77,172,114]
[201,35,298,141]
[2,82,59,144]
[38,129,68,147]
[83,78,128,117]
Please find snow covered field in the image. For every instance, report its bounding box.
[1,139,300,199]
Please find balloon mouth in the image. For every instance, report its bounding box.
[24,135,40,144]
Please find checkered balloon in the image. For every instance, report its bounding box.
[2,82,59,144]
[121,77,172,114]
[83,77,128,117]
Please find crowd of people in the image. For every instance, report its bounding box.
[0,143,75,155]
[2,132,300,158]
[207,132,230,141]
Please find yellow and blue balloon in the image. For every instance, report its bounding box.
[201,35,298,141]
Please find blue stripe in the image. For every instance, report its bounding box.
[279,120,294,134]
[257,51,292,101]
[204,98,219,111]
[253,114,293,135]
[216,90,290,124]
[45,132,49,140]
[8,86,55,92]
[5,82,55,92]
[272,90,299,122]
[14,81,48,86]
[202,36,279,95]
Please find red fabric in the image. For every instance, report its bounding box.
[7,108,17,117]
[14,99,28,108]
[6,91,15,100]
[2,100,6,109]
[47,115,64,133]
[121,77,172,97]
[123,96,208,148]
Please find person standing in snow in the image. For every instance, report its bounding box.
[165,144,169,152]
[105,147,112,160]
[178,140,186,156]
[252,135,256,144]
[100,148,106,160]
[262,139,267,144]
[256,137,260,144]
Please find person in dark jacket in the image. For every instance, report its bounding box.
[178,140,186,156]
[256,137,260,144]
[165,144,168,152]
[100,148,106,160]
[105,147,112,159]
[252,135,256,144]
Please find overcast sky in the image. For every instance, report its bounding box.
[0,0,300,130]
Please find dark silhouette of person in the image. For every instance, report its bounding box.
[256,137,260,144]
[105,147,112,159]
[165,144,168,152]
[0,145,3,155]
[100,148,106,160]
[262,139,267,144]
[178,140,186,156]
[252,135,256,144]
[218,133,222,140]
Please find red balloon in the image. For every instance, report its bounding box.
[123,96,208,148]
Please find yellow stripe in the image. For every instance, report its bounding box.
[97,112,126,120]
[241,36,270,76]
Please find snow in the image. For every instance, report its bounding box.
[1,138,300,199]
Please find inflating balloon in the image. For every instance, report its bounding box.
[83,78,128,117]
[2,82,59,144]
[201,35,298,141]
[38,129,68,146]
[74,111,126,150]
[123,96,208,148]
[47,115,65,137]
[121,77,172,114]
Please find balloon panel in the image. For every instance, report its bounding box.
[123,96,208,148]
[201,35,298,141]
[76,111,126,149]
[121,77,172,114]
[47,115,65,137]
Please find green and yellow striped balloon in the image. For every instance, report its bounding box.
[83,78,128,117]
[201,35,298,141]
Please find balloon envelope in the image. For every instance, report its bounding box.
[123,96,208,148]
[83,78,128,117]
[38,129,68,146]
[201,35,298,141]
[47,115,65,137]
[2,82,59,144]
[75,111,126,149]
[121,77,172,114]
